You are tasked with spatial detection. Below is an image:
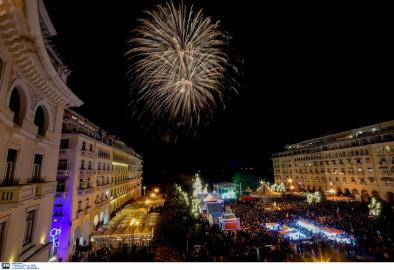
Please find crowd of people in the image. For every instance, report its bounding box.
[228,197,394,261]
[85,186,394,262]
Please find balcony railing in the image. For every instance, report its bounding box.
[0,184,36,209]
[81,150,94,158]
[55,191,66,199]
[59,149,70,155]
[79,169,92,176]
[57,170,69,177]
[78,187,95,196]
[35,182,57,197]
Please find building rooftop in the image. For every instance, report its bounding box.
[62,109,141,158]
[273,120,394,158]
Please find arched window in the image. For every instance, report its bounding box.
[34,106,48,136]
[9,88,26,126]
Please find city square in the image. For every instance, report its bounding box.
[0,0,392,268]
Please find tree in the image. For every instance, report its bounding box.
[232,171,259,190]
[192,173,203,197]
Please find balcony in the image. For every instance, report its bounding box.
[79,169,92,176]
[81,150,94,158]
[35,181,57,198]
[78,187,95,196]
[0,184,36,209]
[55,191,66,199]
[59,149,70,155]
[57,170,69,177]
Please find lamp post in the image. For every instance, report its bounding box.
[130,218,140,246]
[143,186,146,196]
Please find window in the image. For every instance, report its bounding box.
[366,158,370,164]
[88,161,92,170]
[9,88,25,126]
[89,144,93,152]
[56,179,66,192]
[368,168,374,173]
[351,177,356,183]
[98,162,101,170]
[60,139,69,149]
[331,160,336,165]
[23,210,35,247]
[53,205,63,216]
[0,220,7,260]
[58,160,67,170]
[34,106,48,137]
[4,149,18,185]
[82,142,86,151]
[343,177,347,182]
[80,160,85,170]
[31,154,43,182]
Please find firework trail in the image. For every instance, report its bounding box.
[127,1,237,136]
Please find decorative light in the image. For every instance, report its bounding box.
[368,197,382,216]
[130,218,136,226]
[154,188,159,193]
[307,191,322,204]
[192,173,203,197]
[111,161,128,167]
[175,184,189,206]
[50,228,61,249]
[203,184,208,194]
[328,188,336,194]
[271,183,286,193]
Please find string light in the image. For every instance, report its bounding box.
[368,197,382,216]
[307,191,322,204]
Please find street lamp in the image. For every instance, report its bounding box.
[143,186,146,196]
[130,218,140,246]
[154,188,159,193]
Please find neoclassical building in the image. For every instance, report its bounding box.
[272,121,394,205]
[52,109,142,261]
[0,0,82,262]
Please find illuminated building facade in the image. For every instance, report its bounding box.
[51,109,142,261]
[272,121,394,205]
[0,0,82,262]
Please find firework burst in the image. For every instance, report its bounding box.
[127,1,237,137]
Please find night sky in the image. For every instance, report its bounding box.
[44,1,393,187]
